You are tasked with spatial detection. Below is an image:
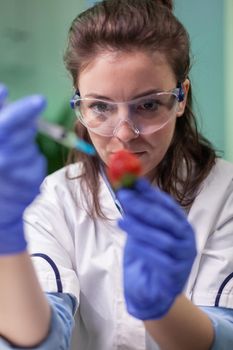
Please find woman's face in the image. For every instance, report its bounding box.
[77,51,189,180]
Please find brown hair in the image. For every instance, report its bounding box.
[64,0,216,218]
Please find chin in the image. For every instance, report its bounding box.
[141,157,160,178]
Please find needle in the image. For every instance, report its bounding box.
[37,118,96,156]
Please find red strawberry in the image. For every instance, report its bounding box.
[107,150,142,189]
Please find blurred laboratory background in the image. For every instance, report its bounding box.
[0,0,232,173]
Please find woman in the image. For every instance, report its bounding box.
[0,0,233,349]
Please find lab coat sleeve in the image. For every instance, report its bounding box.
[23,167,81,301]
[0,293,76,350]
[201,306,233,349]
[191,176,233,309]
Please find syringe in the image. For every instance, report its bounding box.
[37,118,96,156]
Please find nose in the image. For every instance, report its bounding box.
[113,120,139,142]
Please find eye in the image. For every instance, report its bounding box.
[89,101,110,113]
[136,99,160,112]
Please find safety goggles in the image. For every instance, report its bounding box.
[70,84,184,137]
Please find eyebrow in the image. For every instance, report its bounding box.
[84,89,163,101]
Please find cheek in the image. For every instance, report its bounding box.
[143,120,176,171]
[149,119,176,151]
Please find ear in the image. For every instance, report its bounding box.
[176,78,190,117]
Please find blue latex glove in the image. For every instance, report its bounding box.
[117,178,197,320]
[0,84,47,255]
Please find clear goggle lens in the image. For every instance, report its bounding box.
[71,89,182,136]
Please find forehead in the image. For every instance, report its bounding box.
[77,50,176,99]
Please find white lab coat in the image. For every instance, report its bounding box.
[24,158,233,350]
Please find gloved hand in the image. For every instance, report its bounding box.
[117,178,197,320]
[0,83,47,255]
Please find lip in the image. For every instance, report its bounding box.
[132,151,146,155]
[110,150,146,155]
